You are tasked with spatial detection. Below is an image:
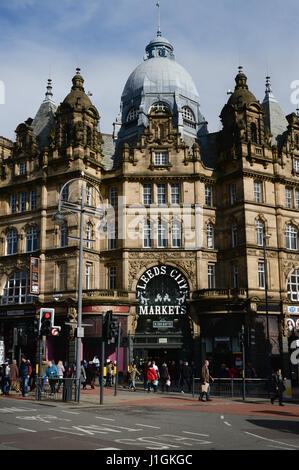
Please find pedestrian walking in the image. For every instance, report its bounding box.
[19,356,32,397]
[168,361,178,391]
[270,368,286,406]
[198,360,214,401]
[160,361,170,392]
[0,365,3,395]
[105,361,112,387]
[10,359,19,391]
[129,363,140,391]
[177,360,184,392]
[143,361,150,390]
[56,360,65,392]
[44,361,58,395]
[3,360,11,395]
[146,363,158,393]
[181,361,192,393]
[87,362,96,389]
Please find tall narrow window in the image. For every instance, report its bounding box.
[108,266,116,289]
[233,264,239,289]
[157,184,167,204]
[205,185,213,207]
[286,224,298,250]
[286,187,293,208]
[294,159,299,173]
[108,186,118,208]
[288,268,299,301]
[251,122,258,143]
[230,184,237,205]
[295,189,299,209]
[171,220,182,248]
[85,264,92,290]
[171,183,180,204]
[10,194,17,214]
[207,223,214,249]
[258,262,265,289]
[58,263,67,291]
[18,161,27,176]
[86,223,92,249]
[86,185,92,206]
[29,190,36,210]
[60,222,68,248]
[6,230,18,255]
[143,220,153,248]
[26,227,37,252]
[143,184,153,205]
[19,192,26,212]
[254,181,262,203]
[61,185,69,202]
[232,223,238,248]
[256,220,264,246]
[157,220,168,248]
[208,265,216,289]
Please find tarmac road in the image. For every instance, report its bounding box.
[0,389,298,452]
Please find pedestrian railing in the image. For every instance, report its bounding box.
[35,377,79,402]
[192,377,272,399]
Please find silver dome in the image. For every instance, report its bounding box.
[122,56,199,102]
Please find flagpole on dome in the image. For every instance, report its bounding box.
[156,1,161,37]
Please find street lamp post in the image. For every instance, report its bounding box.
[263,233,271,376]
[53,174,103,402]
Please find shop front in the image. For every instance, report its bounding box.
[133,264,193,366]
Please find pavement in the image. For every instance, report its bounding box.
[1,384,299,419]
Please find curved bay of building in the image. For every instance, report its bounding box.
[0,32,298,382]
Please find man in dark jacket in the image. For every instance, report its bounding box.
[271,369,286,406]
[180,361,192,393]
[19,357,32,397]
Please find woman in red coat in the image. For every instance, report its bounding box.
[146,363,158,393]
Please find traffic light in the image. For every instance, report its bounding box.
[102,310,118,343]
[39,308,54,336]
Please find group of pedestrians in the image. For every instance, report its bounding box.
[0,356,32,397]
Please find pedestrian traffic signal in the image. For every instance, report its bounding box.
[39,308,55,336]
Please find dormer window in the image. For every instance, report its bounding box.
[150,102,169,114]
[126,107,138,122]
[18,161,27,176]
[182,106,196,129]
[154,151,168,166]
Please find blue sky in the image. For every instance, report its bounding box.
[0,0,299,140]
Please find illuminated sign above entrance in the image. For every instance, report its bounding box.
[136,265,189,315]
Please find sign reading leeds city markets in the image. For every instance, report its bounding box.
[136,264,189,315]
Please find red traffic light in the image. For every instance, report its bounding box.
[44,312,51,319]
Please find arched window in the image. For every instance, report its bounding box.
[207,223,214,249]
[59,222,68,248]
[250,122,258,144]
[256,220,264,246]
[6,230,18,255]
[126,107,138,122]
[286,224,298,250]
[1,271,31,305]
[26,227,38,252]
[182,106,195,122]
[150,102,170,113]
[288,268,299,301]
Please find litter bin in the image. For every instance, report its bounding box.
[62,379,73,402]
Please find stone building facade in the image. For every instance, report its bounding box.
[0,31,299,380]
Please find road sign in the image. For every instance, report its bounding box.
[51,328,60,336]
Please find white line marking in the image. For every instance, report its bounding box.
[244,432,299,449]
[224,422,232,427]
[182,431,210,437]
[61,410,80,415]
[95,417,115,421]
[135,424,161,429]
[18,428,37,433]
[267,445,293,451]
